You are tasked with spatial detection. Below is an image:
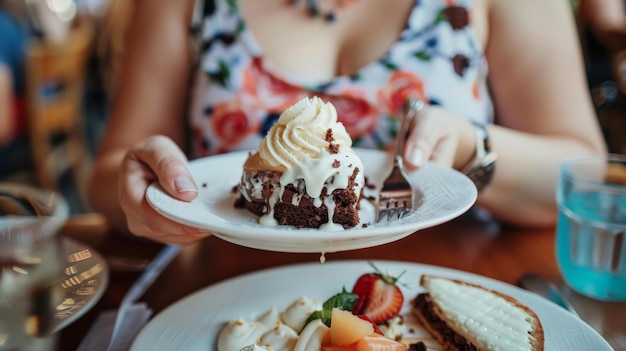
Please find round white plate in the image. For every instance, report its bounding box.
[146,149,477,253]
[130,260,614,351]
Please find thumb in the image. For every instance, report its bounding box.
[403,107,435,170]
[133,136,198,202]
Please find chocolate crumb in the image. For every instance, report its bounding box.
[362,223,370,228]
[325,128,334,142]
[332,159,340,168]
[326,129,340,153]
[328,143,339,154]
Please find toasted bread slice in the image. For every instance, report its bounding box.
[411,275,544,351]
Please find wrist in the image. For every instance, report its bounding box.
[454,119,479,170]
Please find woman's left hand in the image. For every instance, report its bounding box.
[402,104,477,171]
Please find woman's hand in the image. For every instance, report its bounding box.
[118,135,211,245]
[402,104,477,172]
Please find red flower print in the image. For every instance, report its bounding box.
[377,71,426,115]
[211,101,260,147]
[241,58,307,112]
[472,78,481,100]
[321,90,380,140]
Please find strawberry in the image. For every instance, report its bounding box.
[351,265,404,324]
[352,273,379,314]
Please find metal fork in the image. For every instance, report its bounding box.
[377,98,424,223]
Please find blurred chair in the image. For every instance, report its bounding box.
[25,21,94,211]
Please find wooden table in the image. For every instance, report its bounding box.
[57,213,626,351]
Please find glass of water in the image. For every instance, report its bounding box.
[556,154,626,301]
[0,183,69,350]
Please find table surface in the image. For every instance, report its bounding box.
[57,213,626,351]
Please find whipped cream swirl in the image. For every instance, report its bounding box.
[257,96,352,171]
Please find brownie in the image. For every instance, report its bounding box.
[236,168,361,229]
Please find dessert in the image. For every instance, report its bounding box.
[217,291,408,351]
[217,266,546,351]
[235,96,365,230]
[217,265,415,351]
[412,275,545,351]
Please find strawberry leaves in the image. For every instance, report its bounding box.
[300,288,358,333]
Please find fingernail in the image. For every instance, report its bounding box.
[408,147,424,166]
[174,176,198,193]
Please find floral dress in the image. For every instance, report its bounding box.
[188,0,493,158]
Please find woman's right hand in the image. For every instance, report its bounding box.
[118,135,211,245]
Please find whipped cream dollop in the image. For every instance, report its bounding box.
[252,96,353,172]
[293,320,330,351]
[241,96,365,229]
[258,322,298,350]
[217,296,323,351]
[280,297,322,332]
[217,319,270,351]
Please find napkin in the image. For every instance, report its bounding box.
[77,303,152,351]
[78,245,181,351]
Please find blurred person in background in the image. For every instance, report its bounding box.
[578,0,626,93]
[90,0,606,245]
[0,0,31,177]
[577,0,626,154]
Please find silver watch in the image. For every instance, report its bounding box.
[462,122,497,192]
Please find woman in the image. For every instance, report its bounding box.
[90,0,606,245]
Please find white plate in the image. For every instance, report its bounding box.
[146,149,477,253]
[131,260,614,351]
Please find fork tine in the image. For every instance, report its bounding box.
[389,208,402,222]
[398,207,412,220]
[391,202,412,221]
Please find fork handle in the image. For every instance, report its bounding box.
[396,98,424,157]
